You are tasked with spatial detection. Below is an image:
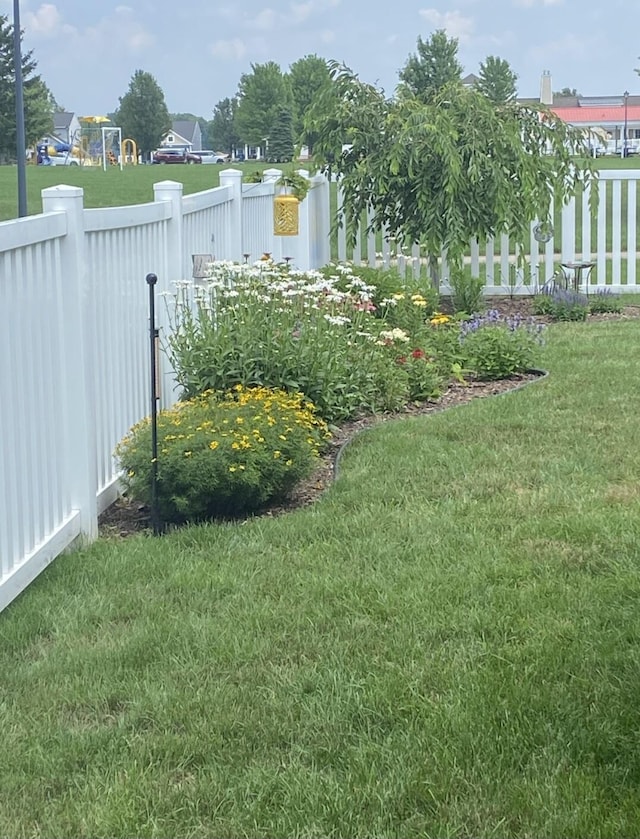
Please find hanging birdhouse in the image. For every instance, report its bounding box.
[274,192,300,236]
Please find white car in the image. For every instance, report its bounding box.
[47,152,80,166]
[191,150,229,164]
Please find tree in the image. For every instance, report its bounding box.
[234,61,291,147]
[477,56,518,104]
[398,29,463,103]
[288,55,333,152]
[208,97,240,154]
[267,108,294,162]
[309,65,595,289]
[0,14,55,161]
[114,70,170,158]
[554,87,580,98]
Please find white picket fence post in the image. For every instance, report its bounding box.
[41,185,98,540]
[218,168,244,261]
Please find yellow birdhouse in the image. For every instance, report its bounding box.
[273,192,300,236]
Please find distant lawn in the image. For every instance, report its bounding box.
[2,320,640,837]
[0,161,267,221]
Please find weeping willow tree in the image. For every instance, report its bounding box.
[307,63,597,288]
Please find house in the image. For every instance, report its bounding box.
[51,112,82,145]
[524,73,640,154]
[161,120,203,152]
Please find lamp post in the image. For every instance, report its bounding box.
[623,90,629,159]
[13,0,27,217]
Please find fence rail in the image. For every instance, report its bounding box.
[0,167,637,612]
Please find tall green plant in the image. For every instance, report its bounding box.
[308,64,597,290]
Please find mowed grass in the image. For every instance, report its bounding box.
[2,320,640,837]
[0,161,267,221]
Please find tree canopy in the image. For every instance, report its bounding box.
[309,64,595,288]
[234,62,292,147]
[477,56,518,104]
[397,29,463,103]
[288,55,333,152]
[0,14,54,161]
[554,87,580,98]
[209,97,240,154]
[114,70,170,157]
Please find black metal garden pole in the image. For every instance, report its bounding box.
[146,272,162,535]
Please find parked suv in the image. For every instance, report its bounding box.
[152,149,202,164]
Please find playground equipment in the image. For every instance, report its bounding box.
[122,138,138,164]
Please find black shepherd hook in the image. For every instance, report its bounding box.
[146,273,163,535]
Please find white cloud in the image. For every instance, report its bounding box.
[418,9,475,43]
[290,2,314,22]
[250,7,278,30]
[24,3,153,53]
[24,4,77,38]
[209,38,248,60]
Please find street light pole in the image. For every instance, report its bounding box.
[13,0,27,217]
[623,90,629,159]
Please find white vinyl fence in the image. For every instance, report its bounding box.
[0,166,637,612]
[336,170,640,294]
[0,168,330,613]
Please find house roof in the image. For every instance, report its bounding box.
[172,120,199,144]
[53,112,75,130]
[550,105,640,125]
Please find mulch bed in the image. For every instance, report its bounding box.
[99,297,640,539]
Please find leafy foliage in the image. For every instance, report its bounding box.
[448,267,486,315]
[289,55,333,153]
[208,97,240,155]
[267,108,294,162]
[0,14,54,160]
[309,64,596,289]
[533,289,590,321]
[114,70,171,157]
[234,62,292,147]
[477,56,518,104]
[588,289,622,314]
[458,311,545,379]
[398,29,463,103]
[115,386,330,523]
[163,262,409,423]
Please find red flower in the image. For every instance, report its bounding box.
[411,348,426,359]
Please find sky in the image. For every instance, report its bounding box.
[3,0,639,120]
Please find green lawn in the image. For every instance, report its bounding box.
[0,161,267,221]
[2,319,640,837]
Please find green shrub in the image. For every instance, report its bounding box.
[164,261,408,423]
[589,289,622,314]
[395,348,444,402]
[533,290,589,321]
[458,310,545,380]
[448,267,486,315]
[115,386,331,524]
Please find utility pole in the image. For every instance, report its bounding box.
[13,0,27,217]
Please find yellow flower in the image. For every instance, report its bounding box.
[209,440,219,450]
[184,451,192,457]
[273,450,282,459]
[229,465,237,472]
